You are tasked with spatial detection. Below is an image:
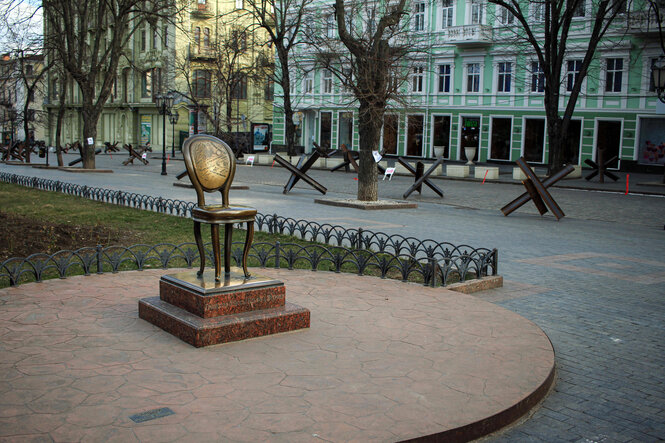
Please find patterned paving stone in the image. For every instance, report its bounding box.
[0,270,553,442]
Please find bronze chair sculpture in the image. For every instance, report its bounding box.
[182,134,257,281]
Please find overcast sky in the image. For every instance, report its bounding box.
[0,0,42,53]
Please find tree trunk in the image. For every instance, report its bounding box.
[546,117,565,176]
[356,101,380,201]
[81,113,98,169]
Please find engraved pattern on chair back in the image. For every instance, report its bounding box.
[183,135,237,207]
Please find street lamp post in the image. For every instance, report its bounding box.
[169,111,179,157]
[155,93,174,176]
[651,57,665,183]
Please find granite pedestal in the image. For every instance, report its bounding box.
[138,268,310,347]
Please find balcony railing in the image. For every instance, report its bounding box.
[627,11,661,35]
[188,44,216,60]
[437,24,493,45]
[191,2,213,17]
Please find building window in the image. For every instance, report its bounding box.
[203,28,210,49]
[232,73,247,99]
[531,2,545,22]
[497,62,512,93]
[326,14,336,38]
[152,25,158,49]
[140,28,147,51]
[25,64,33,75]
[572,0,585,17]
[322,69,333,94]
[141,70,152,98]
[194,27,201,50]
[414,2,426,31]
[605,58,623,93]
[441,0,454,27]
[163,25,168,48]
[236,0,244,9]
[265,80,274,101]
[566,59,581,92]
[304,71,313,94]
[438,64,451,93]
[531,61,545,92]
[193,69,211,98]
[467,63,480,93]
[412,66,424,93]
[231,29,247,52]
[498,6,514,25]
[471,0,483,24]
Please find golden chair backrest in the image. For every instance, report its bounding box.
[182,134,236,207]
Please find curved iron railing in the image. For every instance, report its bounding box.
[0,241,497,288]
[0,172,498,287]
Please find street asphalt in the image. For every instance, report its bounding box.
[1,151,664,442]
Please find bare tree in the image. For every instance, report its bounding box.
[43,0,177,169]
[239,0,315,155]
[486,0,629,174]
[175,24,270,139]
[311,0,410,201]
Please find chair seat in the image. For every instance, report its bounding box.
[192,205,257,224]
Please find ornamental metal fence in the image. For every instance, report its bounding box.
[0,172,498,288]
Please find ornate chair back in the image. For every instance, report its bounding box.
[182,134,236,208]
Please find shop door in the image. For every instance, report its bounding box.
[460,116,480,162]
[382,114,398,155]
[596,120,621,169]
[563,120,581,165]
[524,118,545,163]
[407,115,424,156]
[490,117,511,160]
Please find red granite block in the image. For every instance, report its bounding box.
[159,280,286,318]
[139,296,310,348]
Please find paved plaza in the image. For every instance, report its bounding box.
[1,153,664,441]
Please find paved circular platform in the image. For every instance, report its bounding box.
[0,270,554,442]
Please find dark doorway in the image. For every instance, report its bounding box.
[524,118,545,163]
[432,115,451,158]
[563,120,581,165]
[407,115,424,156]
[596,120,621,169]
[320,111,332,150]
[382,114,398,155]
[490,117,511,160]
[460,116,480,162]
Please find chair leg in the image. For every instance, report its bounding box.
[211,224,221,281]
[242,221,254,278]
[194,221,205,277]
[224,223,233,275]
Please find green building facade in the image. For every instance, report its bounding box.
[273,0,664,171]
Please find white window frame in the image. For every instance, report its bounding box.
[604,57,624,94]
[497,6,514,25]
[466,63,481,93]
[571,0,585,17]
[325,13,336,38]
[468,0,485,25]
[322,69,333,94]
[496,61,512,93]
[304,71,314,94]
[566,59,582,93]
[440,0,454,28]
[413,2,426,31]
[531,1,545,22]
[530,60,545,93]
[438,63,452,93]
[412,66,425,93]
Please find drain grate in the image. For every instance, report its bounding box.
[129,407,175,423]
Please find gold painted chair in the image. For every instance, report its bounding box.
[182,134,257,281]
